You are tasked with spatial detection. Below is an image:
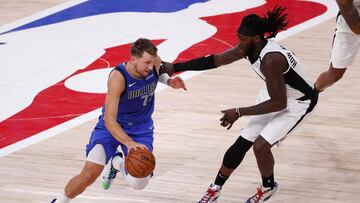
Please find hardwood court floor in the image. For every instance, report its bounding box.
[0,0,68,26]
[1,1,360,203]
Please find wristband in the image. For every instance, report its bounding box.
[159,73,170,85]
[235,108,241,117]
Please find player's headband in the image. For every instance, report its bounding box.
[237,24,259,36]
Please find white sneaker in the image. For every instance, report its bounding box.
[197,183,222,203]
[101,152,124,190]
[245,182,279,203]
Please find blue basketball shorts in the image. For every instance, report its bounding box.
[85,128,154,164]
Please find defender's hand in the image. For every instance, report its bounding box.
[160,61,175,76]
[220,108,240,130]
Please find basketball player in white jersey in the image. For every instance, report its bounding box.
[161,6,318,203]
[315,0,360,91]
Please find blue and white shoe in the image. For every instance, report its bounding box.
[101,152,124,190]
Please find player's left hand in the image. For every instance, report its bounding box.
[168,76,187,90]
[220,108,240,130]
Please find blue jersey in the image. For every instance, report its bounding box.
[94,63,158,136]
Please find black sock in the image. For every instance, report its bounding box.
[262,174,275,188]
[214,171,229,187]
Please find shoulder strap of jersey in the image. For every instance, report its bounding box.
[113,65,127,97]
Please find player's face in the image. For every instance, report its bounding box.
[237,33,256,57]
[134,51,156,77]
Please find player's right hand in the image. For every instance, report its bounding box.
[220,108,240,130]
[126,141,148,153]
[168,76,187,90]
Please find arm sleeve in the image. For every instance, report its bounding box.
[173,55,216,72]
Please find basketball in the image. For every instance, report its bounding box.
[125,148,156,178]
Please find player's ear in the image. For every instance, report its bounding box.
[130,55,137,64]
[254,35,261,43]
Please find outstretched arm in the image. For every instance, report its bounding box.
[337,0,360,34]
[161,46,246,76]
[156,56,187,90]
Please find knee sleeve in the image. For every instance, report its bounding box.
[125,174,151,190]
[222,136,253,169]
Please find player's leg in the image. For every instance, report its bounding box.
[215,136,254,185]
[197,113,271,203]
[102,149,151,190]
[245,136,278,203]
[52,158,104,202]
[246,99,316,203]
[197,136,254,203]
[124,133,153,190]
[52,129,118,202]
[101,151,125,190]
[314,63,346,91]
[65,161,104,197]
[253,136,274,186]
[315,31,360,91]
[102,132,154,190]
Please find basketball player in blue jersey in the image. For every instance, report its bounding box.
[162,6,318,203]
[51,38,187,203]
[315,0,360,91]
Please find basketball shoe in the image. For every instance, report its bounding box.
[245,182,279,203]
[101,152,124,190]
[197,183,222,203]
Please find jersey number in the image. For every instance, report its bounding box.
[141,93,154,106]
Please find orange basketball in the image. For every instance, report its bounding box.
[125,148,156,178]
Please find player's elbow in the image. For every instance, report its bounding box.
[352,26,360,35]
[104,116,115,131]
[273,99,287,111]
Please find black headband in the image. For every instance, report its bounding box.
[237,24,259,36]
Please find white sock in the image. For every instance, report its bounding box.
[55,192,71,203]
[112,155,126,175]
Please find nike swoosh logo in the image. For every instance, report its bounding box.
[146,74,154,80]
[129,82,136,87]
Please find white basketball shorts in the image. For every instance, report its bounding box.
[241,87,315,145]
[86,144,106,165]
[331,15,360,69]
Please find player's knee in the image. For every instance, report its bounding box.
[335,73,344,81]
[82,172,98,186]
[129,180,149,190]
[252,142,265,157]
[126,175,150,190]
[331,71,345,81]
[329,65,346,81]
[253,137,271,157]
[223,136,253,169]
[81,168,102,186]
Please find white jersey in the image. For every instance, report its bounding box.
[336,0,360,33]
[242,40,318,145]
[251,40,314,100]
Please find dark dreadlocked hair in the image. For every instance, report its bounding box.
[237,6,289,39]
